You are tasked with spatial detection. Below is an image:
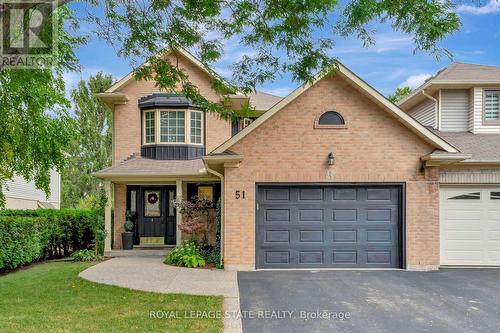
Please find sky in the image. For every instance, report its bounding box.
[66,0,500,98]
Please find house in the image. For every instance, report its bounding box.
[399,63,500,267]
[96,49,499,271]
[3,169,61,209]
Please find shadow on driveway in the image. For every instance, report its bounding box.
[238,269,500,333]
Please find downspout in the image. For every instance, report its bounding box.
[204,162,225,268]
[422,89,438,130]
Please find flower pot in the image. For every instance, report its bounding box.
[122,232,134,250]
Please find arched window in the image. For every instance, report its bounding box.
[318,111,345,125]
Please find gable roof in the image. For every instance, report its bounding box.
[104,47,281,111]
[212,63,459,154]
[105,47,231,93]
[399,62,500,110]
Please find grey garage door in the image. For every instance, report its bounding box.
[256,185,402,268]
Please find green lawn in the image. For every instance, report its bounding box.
[0,262,223,333]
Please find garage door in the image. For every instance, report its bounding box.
[256,185,402,269]
[440,187,500,266]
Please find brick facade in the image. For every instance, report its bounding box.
[223,76,440,270]
[113,52,231,164]
[111,52,230,249]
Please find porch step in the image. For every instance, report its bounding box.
[105,248,171,258]
[133,244,174,249]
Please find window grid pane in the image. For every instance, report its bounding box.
[485,91,500,120]
[190,111,202,144]
[160,111,185,143]
[145,111,155,143]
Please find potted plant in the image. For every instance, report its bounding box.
[122,211,135,250]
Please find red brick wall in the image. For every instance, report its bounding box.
[223,75,440,269]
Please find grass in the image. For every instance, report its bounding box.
[0,262,223,333]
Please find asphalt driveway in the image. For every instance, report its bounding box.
[238,269,500,333]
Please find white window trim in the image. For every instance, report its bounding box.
[142,109,204,146]
[483,89,500,124]
[143,110,156,145]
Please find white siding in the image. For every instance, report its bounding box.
[408,98,436,128]
[440,89,470,132]
[3,169,60,205]
[472,87,500,133]
[468,88,474,132]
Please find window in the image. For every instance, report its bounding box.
[198,186,214,202]
[491,192,500,200]
[241,118,253,129]
[145,111,155,143]
[130,190,137,213]
[484,90,500,121]
[168,190,175,216]
[143,109,203,145]
[144,190,161,217]
[315,111,346,128]
[448,192,481,200]
[160,111,185,143]
[190,111,202,144]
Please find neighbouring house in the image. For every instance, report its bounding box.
[96,49,500,271]
[399,63,500,267]
[3,169,61,209]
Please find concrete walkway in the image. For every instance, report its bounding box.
[79,257,242,333]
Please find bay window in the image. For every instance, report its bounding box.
[143,109,203,145]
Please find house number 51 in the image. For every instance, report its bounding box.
[235,190,246,199]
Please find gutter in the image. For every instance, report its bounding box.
[422,90,438,129]
[203,160,225,268]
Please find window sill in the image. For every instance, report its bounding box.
[314,124,348,129]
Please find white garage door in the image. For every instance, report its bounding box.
[440,187,500,266]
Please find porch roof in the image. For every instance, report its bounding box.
[94,155,211,180]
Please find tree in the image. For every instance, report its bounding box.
[388,86,412,104]
[61,73,113,208]
[0,6,82,207]
[87,0,461,119]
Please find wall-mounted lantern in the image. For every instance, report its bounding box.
[328,152,335,166]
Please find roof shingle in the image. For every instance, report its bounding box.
[431,130,500,161]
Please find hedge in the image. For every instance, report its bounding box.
[0,209,103,270]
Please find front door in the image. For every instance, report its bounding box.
[138,187,176,245]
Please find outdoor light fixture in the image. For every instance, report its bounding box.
[328,152,335,166]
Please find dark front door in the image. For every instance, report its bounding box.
[138,187,176,245]
[256,184,402,269]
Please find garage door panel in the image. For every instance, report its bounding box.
[333,209,357,221]
[445,210,482,220]
[257,185,401,269]
[445,230,482,240]
[264,188,290,201]
[298,188,324,201]
[332,188,357,200]
[366,188,392,201]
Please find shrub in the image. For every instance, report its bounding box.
[164,240,206,268]
[0,208,103,270]
[0,216,52,270]
[72,249,102,262]
[199,199,222,268]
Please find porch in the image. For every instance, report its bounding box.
[95,155,222,252]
